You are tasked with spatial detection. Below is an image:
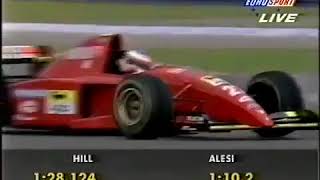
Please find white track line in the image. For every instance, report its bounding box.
[3,23,318,38]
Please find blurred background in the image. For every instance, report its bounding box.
[3,0,319,27]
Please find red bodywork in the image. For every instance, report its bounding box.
[9,34,274,131]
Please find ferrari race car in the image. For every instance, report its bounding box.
[1,34,319,139]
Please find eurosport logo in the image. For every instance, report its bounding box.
[244,0,299,23]
[244,0,296,7]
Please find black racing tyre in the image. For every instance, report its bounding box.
[247,71,304,138]
[113,75,174,139]
[0,73,11,127]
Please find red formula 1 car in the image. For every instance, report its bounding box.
[1,34,319,138]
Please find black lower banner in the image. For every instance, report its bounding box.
[2,150,319,180]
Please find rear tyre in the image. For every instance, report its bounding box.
[247,71,304,138]
[0,71,11,127]
[113,75,174,139]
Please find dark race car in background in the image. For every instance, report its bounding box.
[1,45,54,126]
[1,45,54,82]
[1,34,319,138]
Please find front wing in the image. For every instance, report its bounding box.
[178,110,319,132]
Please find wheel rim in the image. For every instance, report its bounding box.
[117,88,144,126]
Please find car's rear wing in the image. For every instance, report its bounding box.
[1,45,54,82]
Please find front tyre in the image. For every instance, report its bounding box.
[113,75,174,139]
[247,71,304,138]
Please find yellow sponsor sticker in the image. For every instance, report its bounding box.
[46,90,78,114]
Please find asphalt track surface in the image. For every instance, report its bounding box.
[2,31,318,50]
[2,129,319,149]
[2,30,319,150]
